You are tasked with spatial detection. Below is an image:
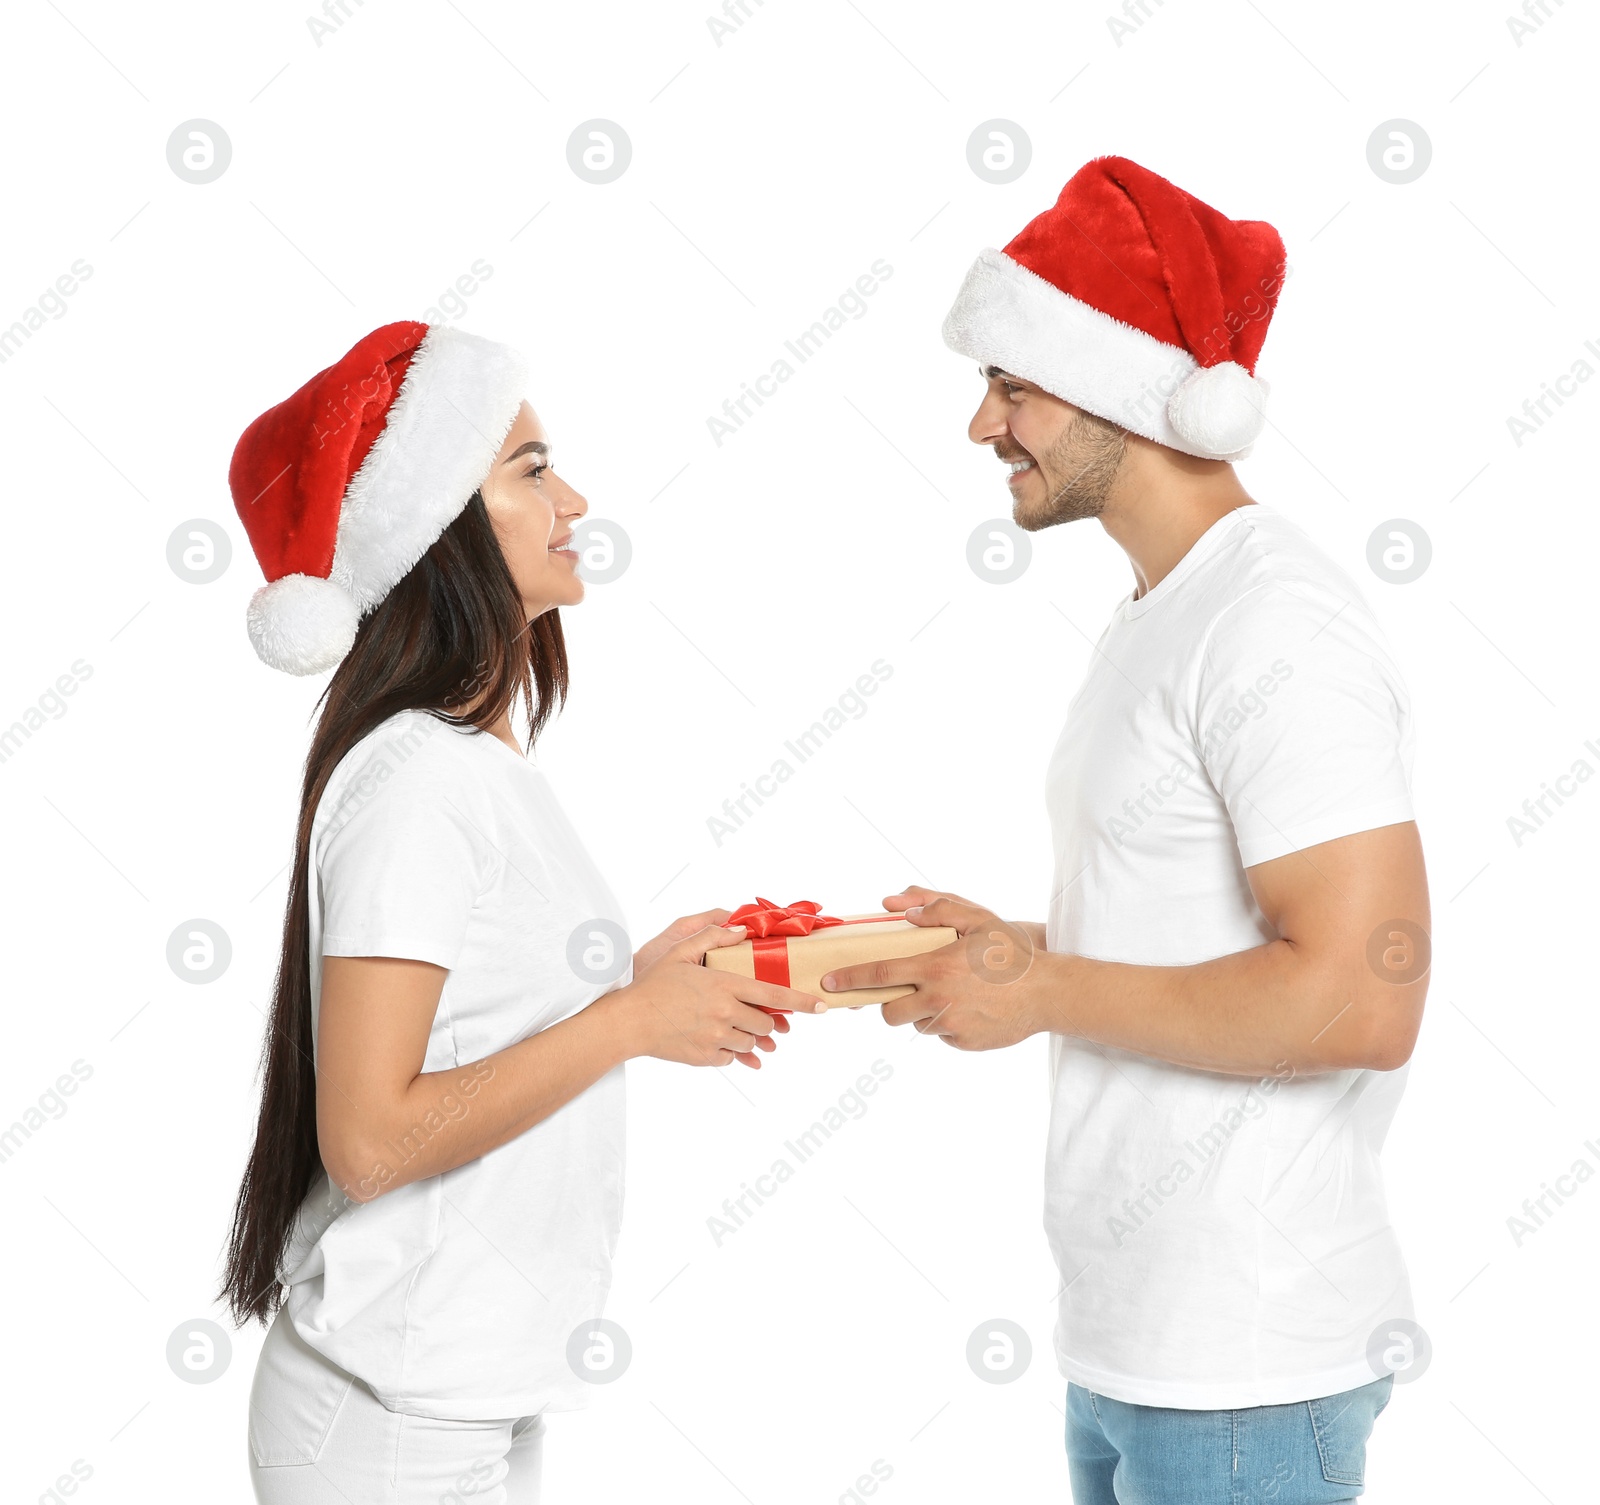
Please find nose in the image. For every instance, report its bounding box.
[555,475,588,519]
[968,385,1010,447]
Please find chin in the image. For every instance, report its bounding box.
[1015,476,1104,531]
[528,565,586,611]
[1012,491,1049,533]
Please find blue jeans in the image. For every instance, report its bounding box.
[1065,1376,1393,1504]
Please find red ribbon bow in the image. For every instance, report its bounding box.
[726,897,843,939]
[724,899,844,1010]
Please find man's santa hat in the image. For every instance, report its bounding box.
[942,155,1287,461]
[229,320,528,675]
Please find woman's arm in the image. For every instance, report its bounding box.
[317,924,820,1203]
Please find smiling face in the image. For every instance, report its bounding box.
[478,401,588,620]
[967,367,1128,531]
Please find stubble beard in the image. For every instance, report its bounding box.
[1014,409,1128,532]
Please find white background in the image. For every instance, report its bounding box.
[2,1,1596,1501]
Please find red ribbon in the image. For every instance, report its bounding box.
[726,897,843,939]
[726,898,842,995]
[721,899,913,1005]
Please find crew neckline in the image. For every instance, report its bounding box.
[1122,502,1263,619]
[465,722,531,767]
[408,709,530,768]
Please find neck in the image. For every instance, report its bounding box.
[1097,440,1256,599]
[449,682,525,757]
[485,710,522,756]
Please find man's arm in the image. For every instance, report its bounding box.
[820,821,1430,1076]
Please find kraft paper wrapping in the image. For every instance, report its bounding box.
[705,914,957,1008]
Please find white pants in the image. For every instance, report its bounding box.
[248,1309,544,1504]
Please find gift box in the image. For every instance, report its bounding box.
[704,898,957,1009]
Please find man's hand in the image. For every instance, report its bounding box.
[820,886,1048,1051]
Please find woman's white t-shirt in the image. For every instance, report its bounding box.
[1043,502,1417,1409]
[279,709,630,1421]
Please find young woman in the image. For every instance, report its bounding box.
[219,320,819,1503]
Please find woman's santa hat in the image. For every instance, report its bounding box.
[942,155,1287,461]
[229,320,528,675]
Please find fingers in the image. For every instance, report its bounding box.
[677,908,732,934]
[883,887,990,932]
[725,1016,775,1071]
[693,999,781,1050]
[882,993,939,1029]
[707,1019,773,1070]
[739,1025,782,1059]
[671,923,747,963]
[907,895,989,934]
[819,953,924,996]
[728,1000,784,1038]
[732,978,825,1015]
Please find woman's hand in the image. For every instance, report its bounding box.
[632,908,734,976]
[604,923,821,1069]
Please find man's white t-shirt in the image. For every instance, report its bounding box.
[1043,501,1417,1409]
[280,709,631,1420]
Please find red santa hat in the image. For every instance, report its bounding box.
[942,155,1287,461]
[229,320,528,675]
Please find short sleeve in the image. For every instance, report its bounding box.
[1194,579,1415,869]
[314,734,497,970]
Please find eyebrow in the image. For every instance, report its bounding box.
[503,440,549,464]
[982,364,1019,382]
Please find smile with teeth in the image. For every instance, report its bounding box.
[1007,459,1035,476]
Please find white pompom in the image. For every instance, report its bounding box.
[246,573,360,675]
[1166,361,1269,458]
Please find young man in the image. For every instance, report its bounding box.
[822,157,1430,1504]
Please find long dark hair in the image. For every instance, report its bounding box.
[220,493,567,1326]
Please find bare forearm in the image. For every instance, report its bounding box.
[331,996,629,1201]
[1028,941,1385,1077]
